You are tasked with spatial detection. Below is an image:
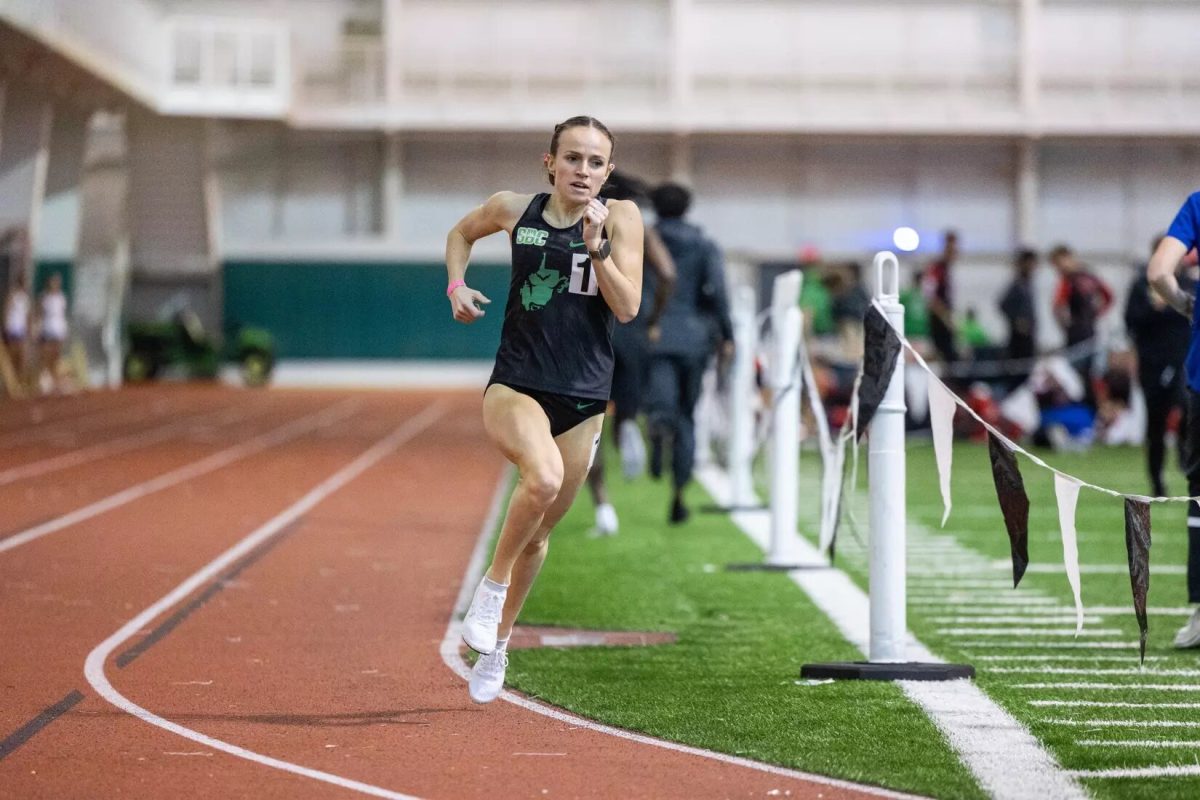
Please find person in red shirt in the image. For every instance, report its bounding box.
[921,230,960,364]
[1050,244,1113,409]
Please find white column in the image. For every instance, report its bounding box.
[669,133,692,184]
[868,251,907,663]
[384,0,405,112]
[382,132,403,243]
[668,0,692,121]
[1015,138,1038,248]
[1018,0,1041,127]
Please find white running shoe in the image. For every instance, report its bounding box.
[595,502,619,536]
[1174,607,1200,649]
[469,646,509,704]
[619,420,646,480]
[462,578,507,655]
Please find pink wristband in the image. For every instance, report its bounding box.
[446,279,466,297]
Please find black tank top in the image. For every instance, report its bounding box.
[490,193,614,400]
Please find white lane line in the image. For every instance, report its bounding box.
[0,399,176,447]
[992,667,1200,677]
[1032,701,1200,709]
[83,401,446,800]
[439,469,924,800]
[698,466,1085,800]
[977,655,1161,663]
[0,404,268,486]
[1014,683,1200,692]
[1072,764,1200,778]
[927,616,1106,625]
[0,401,358,556]
[1076,739,1200,748]
[959,641,1140,650]
[937,628,1123,637]
[1046,719,1200,728]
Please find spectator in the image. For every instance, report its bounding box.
[998,248,1039,388]
[1050,243,1113,408]
[36,272,69,394]
[921,229,960,363]
[4,272,31,384]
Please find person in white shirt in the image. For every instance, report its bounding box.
[37,273,68,393]
[4,272,31,380]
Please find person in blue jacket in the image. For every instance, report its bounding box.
[646,182,734,524]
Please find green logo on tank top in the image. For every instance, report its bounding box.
[515,226,549,246]
[520,254,569,311]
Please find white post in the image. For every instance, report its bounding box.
[869,251,907,663]
[729,286,757,507]
[768,304,802,565]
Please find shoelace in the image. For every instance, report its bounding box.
[478,650,508,677]
[472,586,504,625]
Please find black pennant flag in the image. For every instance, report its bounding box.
[1124,498,1152,664]
[858,306,902,441]
[987,433,1029,588]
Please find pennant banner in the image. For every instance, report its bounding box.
[929,379,957,527]
[1124,499,1152,663]
[857,306,902,441]
[988,432,1030,588]
[1054,474,1085,636]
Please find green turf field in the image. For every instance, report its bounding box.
[500,439,1199,799]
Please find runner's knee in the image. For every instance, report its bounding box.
[520,460,564,507]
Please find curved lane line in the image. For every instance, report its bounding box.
[83,402,446,800]
[439,466,927,800]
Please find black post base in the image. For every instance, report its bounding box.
[699,503,767,514]
[726,562,829,572]
[800,661,975,682]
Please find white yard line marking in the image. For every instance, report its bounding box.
[928,616,1106,625]
[1014,683,1200,691]
[959,641,1141,650]
[937,628,1123,637]
[992,667,1200,677]
[1046,719,1200,728]
[0,401,358,556]
[698,466,1085,800]
[1076,739,1200,748]
[0,404,267,486]
[987,560,1187,576]
[83,402,446,800]
[439,468,925,800]
[909,596,1063,606]
[1071,764,1200,779]
[1032,701,1200,708]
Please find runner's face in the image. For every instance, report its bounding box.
[548,126,613,203]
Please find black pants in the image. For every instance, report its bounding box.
[1143,365,1185,496]
[1183,389,1200,603]
[646,353,708,490]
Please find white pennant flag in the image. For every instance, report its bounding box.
[1054,474,1085,635]
[928,378,957,527]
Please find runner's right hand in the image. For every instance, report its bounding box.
[450,285,491,324]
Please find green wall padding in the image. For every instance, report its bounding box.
[34,260,74,301]
[222,261,510,359]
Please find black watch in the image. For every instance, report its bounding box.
[588,240,611,261]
